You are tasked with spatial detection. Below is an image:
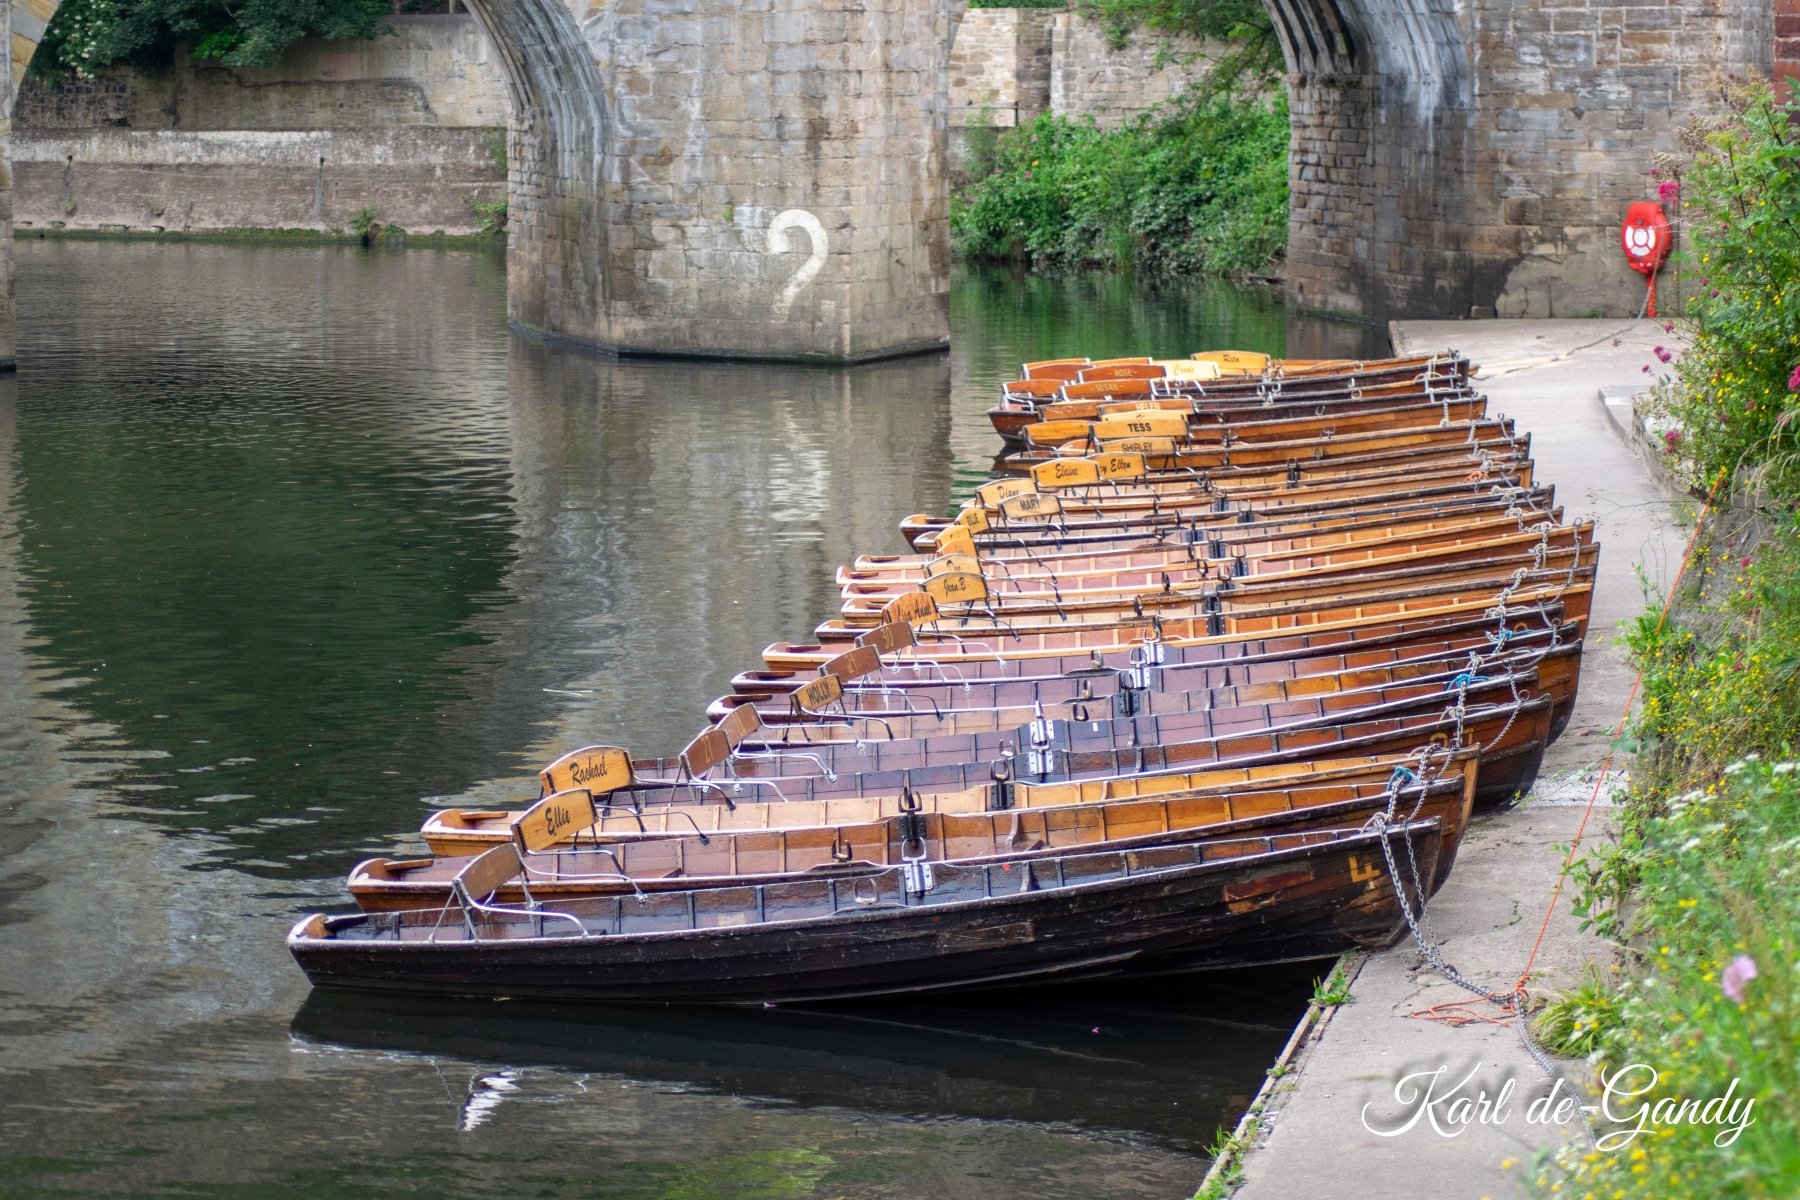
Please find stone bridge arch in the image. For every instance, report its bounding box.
[1,0,955,364]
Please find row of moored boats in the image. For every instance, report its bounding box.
[288,348,1595,1005]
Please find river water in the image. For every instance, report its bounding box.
[0,242,1387,1198]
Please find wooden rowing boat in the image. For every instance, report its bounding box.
[289,820,1446,1004]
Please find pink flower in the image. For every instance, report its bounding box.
[1711,289,1721,298]
[1664,429,1683,450]
[1642,364,1652,373]
[1722,955,1758,1003]
[1657,181,1680,202]
[1654,346,1674,363]
[1649,166,1661,179]
[1788,364,1800,392]
[1741,556,1752,567]
[1664,323,1676,334]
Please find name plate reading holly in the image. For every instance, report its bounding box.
[974,477,1035,508]
[923,570,990,607]
[539,744,633,797]
[1031,457,1101,490]
[999,491,1062,522]
[512,787,600,853]
[793,673,846,714]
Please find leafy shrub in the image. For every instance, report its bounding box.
[949,91,1288,278]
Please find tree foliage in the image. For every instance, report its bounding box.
[32,0,392,79]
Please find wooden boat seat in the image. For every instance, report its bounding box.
[1078,364,1166,382]
[434,844,586,940]
[677,703,836,801]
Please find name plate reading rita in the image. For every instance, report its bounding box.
[1031,458,1101,490]
[539,745,632,797]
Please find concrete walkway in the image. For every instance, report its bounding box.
[1226,320,1690,1200]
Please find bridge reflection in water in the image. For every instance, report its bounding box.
[0,240,1380,1199]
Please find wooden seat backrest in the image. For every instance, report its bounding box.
[1192,350,1269,374]
[453,843,525,906]
[1092,411,1187,441]
[998,491,1062,522]
[1061,378,1155,401]
[855,620,918,655]
[1088,356,1153,367]
[792,673,846,716]
[1154,360,1222,382]
[823,643,884,681]
[926,552,982,578]
[1093,451,1149,481]
[932,524,977,560]
[974,477,1035,507]
[1078,363,1166,382]
[1021,419,1092,450]
[1021,360,1090,381]
[951,507,991,535]
[878,591,940,628]
[680,727,731,778]
[1031,457,1102,490]
[716,702,764,749]
[512,788,600,854]
[538,745,634,798]
[923,570,990,608]
[1002,379,1066,399]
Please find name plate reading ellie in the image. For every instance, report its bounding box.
[953,507,991,534]
[512,787,600,853]
[539,744,633,797]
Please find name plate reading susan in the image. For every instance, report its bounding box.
[1031,457,1101,490]
[975,477,1034,508]
[539,745,633,797]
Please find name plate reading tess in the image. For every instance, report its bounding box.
[539,744,633,797]
[999,492,1061,521]
[933,525,977,560]
[793,673,845,714]
[1022,419,1092,449]
[513,787,600,853]
[1031,458,1101,490]
[953,507,991,534]
[881,591,940,627]
[923,571,990,606]
[1092,412,1186,441]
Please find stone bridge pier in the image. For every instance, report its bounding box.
[1274,0,1769,319]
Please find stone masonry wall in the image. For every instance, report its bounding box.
[1283,0,1772,321]
[14,15,509,236]
[1047,11,1217,126]
[949,7,1056,129]
[1775,0,1800,96]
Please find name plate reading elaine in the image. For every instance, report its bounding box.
[539,744,633,797]
[1031,458,1101,490]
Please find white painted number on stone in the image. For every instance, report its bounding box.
[767,209,827,319]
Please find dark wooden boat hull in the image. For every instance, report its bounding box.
[290,822,1443,1006]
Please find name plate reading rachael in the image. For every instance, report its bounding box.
[538,745,633,797]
